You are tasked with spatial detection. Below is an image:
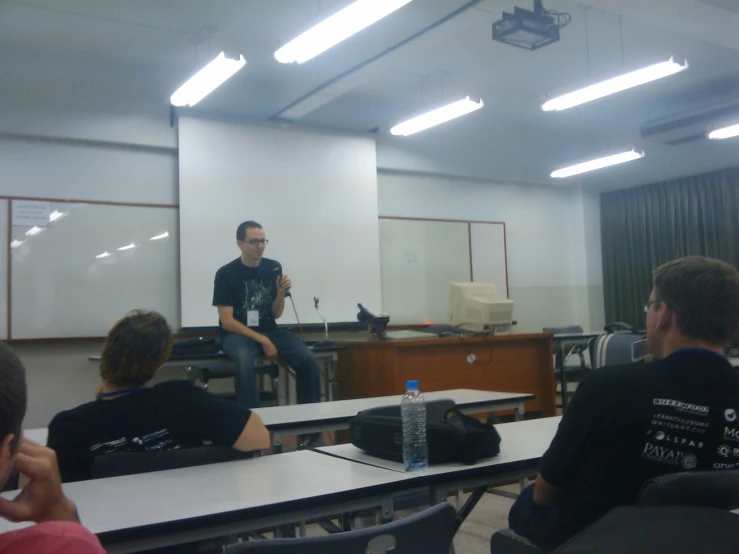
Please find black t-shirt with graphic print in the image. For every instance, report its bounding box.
[539,349,739,538]
[47,380,252,483]
[213,257,282,333]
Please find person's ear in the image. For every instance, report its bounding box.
[0,434,16,476]
[655,304,673,332]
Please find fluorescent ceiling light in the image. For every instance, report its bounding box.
[709,123,739,140]
[551,150,644,179]
[275,0,413,64]
[25,226,43,236]
[96,252,111,259]
[49,210,65,222]
[170,52,246,107]
[149,231,169,241]
[390,97,484,136]
[10,240,23,249]
[117,243,136,251]
[542,58,688,112]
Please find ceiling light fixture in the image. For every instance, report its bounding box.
[551,150,644,178]
[150,232,169,241]
[542,58,688,112]
[708,123,739,140]
[117,243,136,251]
[49,210,65,222]
[390,97,484,136]
[10,240,23,249]
[274,0,413,64]
[170,52,246,107]
[25,226,43,236]
[96,252,111,259]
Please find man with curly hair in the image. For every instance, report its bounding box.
[47,310,270,483]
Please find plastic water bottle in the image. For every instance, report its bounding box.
[401,380,428,472]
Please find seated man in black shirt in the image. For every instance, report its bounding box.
[48,310,270,483]
[504,256,739,551]
[213,221,321,410]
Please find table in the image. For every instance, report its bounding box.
[552,331,603,409]
[730,357,739,367]
[0,450,419,554]
[316,416,561,502]
[254,388,534,450]
[24,389,533,453]
[4,417,561,553]
[333,332,556,416]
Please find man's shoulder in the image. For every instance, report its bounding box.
[0,521,105,553]
[50,400,101,428]
[581,362,650,387]
[151,380,202,401]
[216,258,242,276]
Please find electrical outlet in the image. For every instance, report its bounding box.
[466,353,476,364]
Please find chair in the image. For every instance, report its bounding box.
[637,470,739,509]
[588,330,646,369]
[544,326,590,408]
[91,444,256,479]
[187,357,289,406]
[223,502,458,554]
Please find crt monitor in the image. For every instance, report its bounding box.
[448,282,514,333]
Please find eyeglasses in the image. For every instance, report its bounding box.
[244,239,268,246]
[643,299,664,313]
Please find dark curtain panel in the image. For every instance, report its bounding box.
[601,167,739,327]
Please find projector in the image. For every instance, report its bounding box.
[492,0,568,51]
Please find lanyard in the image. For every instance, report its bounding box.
[98,387,140,399]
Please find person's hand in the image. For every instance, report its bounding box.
[277,275,292,295]
[261,338,279,360]
[0,439,79,524]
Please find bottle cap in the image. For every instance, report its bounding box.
[406,380,419,390]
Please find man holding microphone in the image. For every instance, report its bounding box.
[213,221,321,416]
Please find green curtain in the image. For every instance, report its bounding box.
[601,167,739,327]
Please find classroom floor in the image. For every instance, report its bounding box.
[15,342,518,552]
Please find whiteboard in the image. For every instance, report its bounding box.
[178,117,382,328]
[379,218,507,325]
[10,202,179,339]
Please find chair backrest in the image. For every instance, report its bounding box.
[543,325,584,335]
[91,445,254,479]
[637,470,739,510]
[588,332,646,369]
[224,502,457,554]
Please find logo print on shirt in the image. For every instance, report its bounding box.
[655,431,666,440]
[718,445,732,458]
[681,453,698,469]
[725,409,737,423]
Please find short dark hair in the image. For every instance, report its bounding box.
[0,343,28,453]
[100,310,173,387]
[653,256,739,344]
[236,221,263,241]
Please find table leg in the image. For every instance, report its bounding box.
[557,341,569,410]
[272,433,282,455]
[513,404,524,422]
[298,521,306,537]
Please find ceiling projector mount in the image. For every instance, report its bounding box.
[492,0,571,51]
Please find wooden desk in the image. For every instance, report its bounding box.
[334,332,555,416]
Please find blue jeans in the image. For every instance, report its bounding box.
[221,329,321,409]
[505,484,574,552]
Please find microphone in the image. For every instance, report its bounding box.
[313,297,333,347]
[275,268,291,297]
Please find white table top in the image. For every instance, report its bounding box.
[22,389,532,447]
[0,450,414,538]
[316,416,562,474]
[730,357,739,367]
[252,389,533,430]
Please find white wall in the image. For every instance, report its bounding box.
[377,171,604,333]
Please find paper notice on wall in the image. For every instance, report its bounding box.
[12,200,51,227]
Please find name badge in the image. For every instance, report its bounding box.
[247,310,259,327]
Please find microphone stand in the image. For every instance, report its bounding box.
[313,297,334,348]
